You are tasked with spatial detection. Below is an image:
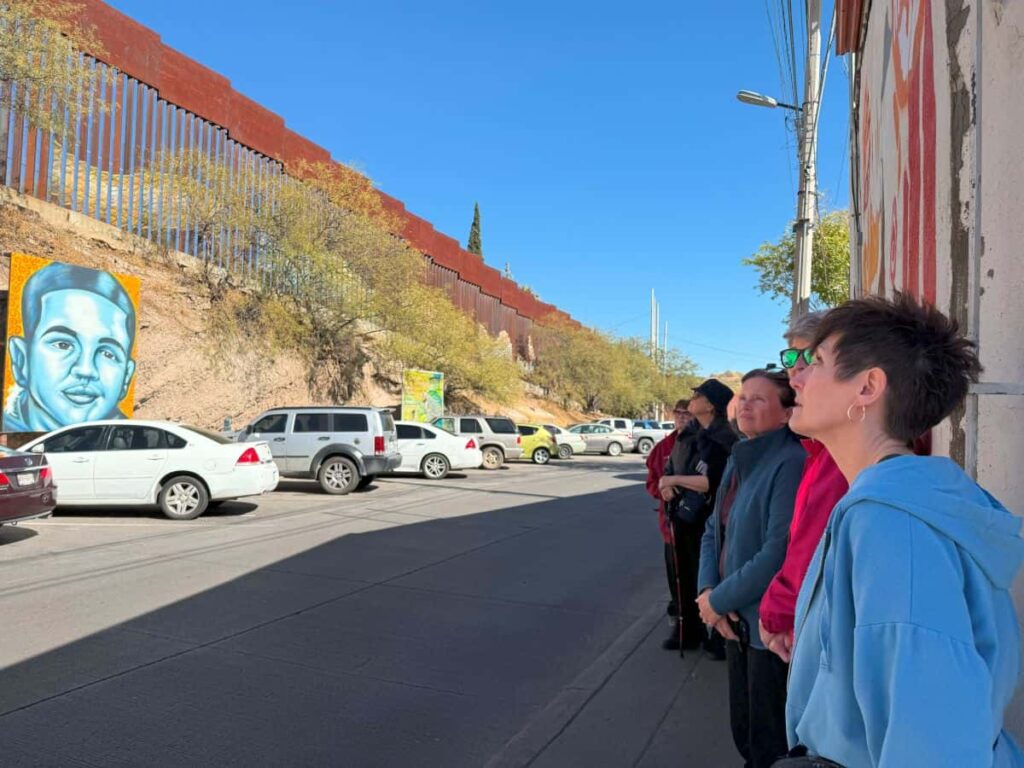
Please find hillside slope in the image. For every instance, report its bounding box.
[0,190,586,430]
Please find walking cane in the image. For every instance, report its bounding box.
[667,514,685,658]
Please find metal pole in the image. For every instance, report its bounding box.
[650,289,656,357]
[792,0,821,320]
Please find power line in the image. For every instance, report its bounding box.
[784,0,801,107]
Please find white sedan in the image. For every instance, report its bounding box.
[542,424,587,459]
[393,421,482,479]
[21,420,279,520]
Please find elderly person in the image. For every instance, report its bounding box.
[758,313,849,663]
[659,379,738,652]
[644,399,694,649]
[786,294,1024,766]
[697,369,806,767]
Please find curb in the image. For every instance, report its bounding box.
[484,601,665,768]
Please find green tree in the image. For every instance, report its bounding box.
[743,209,851,310]
[0,2,106,179]
[467,202,483,257]
[530,319,698,416]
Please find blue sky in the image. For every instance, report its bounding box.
[108,0,850,375]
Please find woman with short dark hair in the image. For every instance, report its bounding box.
[786,294,1024,766]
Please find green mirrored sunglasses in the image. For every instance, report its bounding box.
[779,347,814,369]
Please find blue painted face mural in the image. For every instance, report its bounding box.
[4,258,139,433]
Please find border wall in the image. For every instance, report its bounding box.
[0,0,575,359]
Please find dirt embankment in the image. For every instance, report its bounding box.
[0,190,588,430]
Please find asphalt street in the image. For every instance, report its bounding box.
[0,455,736,767]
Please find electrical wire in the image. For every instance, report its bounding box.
[784,0,801,108]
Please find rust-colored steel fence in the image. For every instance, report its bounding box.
[0,42,542,356]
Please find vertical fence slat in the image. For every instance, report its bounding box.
[20,83,36,196]
[82,58,95,215]
[9,84,25,193]
[93,64,106,219]
[156,100,167,246]
[105,70,118,223]
[145,88,157,240]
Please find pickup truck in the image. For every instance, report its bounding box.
[632,420,676,455]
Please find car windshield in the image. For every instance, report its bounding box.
[179,425,233,444]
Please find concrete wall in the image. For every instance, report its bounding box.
[848,0,1023,515]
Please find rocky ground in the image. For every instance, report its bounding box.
[0,189,587,430]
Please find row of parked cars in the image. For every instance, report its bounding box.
[0,406,651,526]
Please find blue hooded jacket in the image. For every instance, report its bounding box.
[787,456,1024,767]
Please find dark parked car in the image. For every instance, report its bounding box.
[0,445,56,525]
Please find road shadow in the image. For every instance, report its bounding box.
[0,525,38,546]
[0,480,669,766]
[52,500,260,521]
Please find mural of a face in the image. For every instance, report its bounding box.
[4,258,139,432]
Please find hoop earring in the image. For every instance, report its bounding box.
[846,404,867,423]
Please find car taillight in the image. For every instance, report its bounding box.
[465,439,476,449]
[39,466,51,485]
[237,447,260,464]
[516,435,522,445]
[0,472,8,487]
[374,436,385,455]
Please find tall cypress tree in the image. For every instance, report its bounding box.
[467,202,483,257]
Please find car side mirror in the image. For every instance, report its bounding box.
[30,444,44,453]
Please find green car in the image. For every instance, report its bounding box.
[516,424,557,465]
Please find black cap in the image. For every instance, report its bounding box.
[692,378,734,414]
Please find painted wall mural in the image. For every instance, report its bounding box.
[400,369,444,424]
[858,0,939,302]
[3,253,141,432]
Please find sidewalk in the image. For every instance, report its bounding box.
[486,603,740,767]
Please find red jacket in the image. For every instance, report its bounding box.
[758,440,848,635]
[645,431,677,544]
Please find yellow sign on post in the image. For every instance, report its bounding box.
[401,369,444,423]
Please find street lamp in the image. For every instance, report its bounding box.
[735,90,801,112]
[736,3,821,323]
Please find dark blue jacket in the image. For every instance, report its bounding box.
[698,425,806,649]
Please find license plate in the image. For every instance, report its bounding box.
[16,472,35,487]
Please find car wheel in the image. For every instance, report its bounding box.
[637,438,654,456]
[481,446,504,470]
[532,447,551,465]
[318,456,360,495]
[421,453,450,480]
[557,444,573,460]
[356,474,376,490]
[607,442,623,457]
[159,476,209,520]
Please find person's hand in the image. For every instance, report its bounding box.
[658,475,673,491]
[659,486,677,502]
[759,620,794,662]
[714,615,738,642]
[696,589,721,626]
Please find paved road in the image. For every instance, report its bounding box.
[0,455,736,766]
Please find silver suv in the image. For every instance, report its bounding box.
[237,407,400,494]
[432,415,524,470]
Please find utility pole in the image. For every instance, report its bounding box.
[792,0,822,321]
[650,290,656,357]
[663,321,669,372]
